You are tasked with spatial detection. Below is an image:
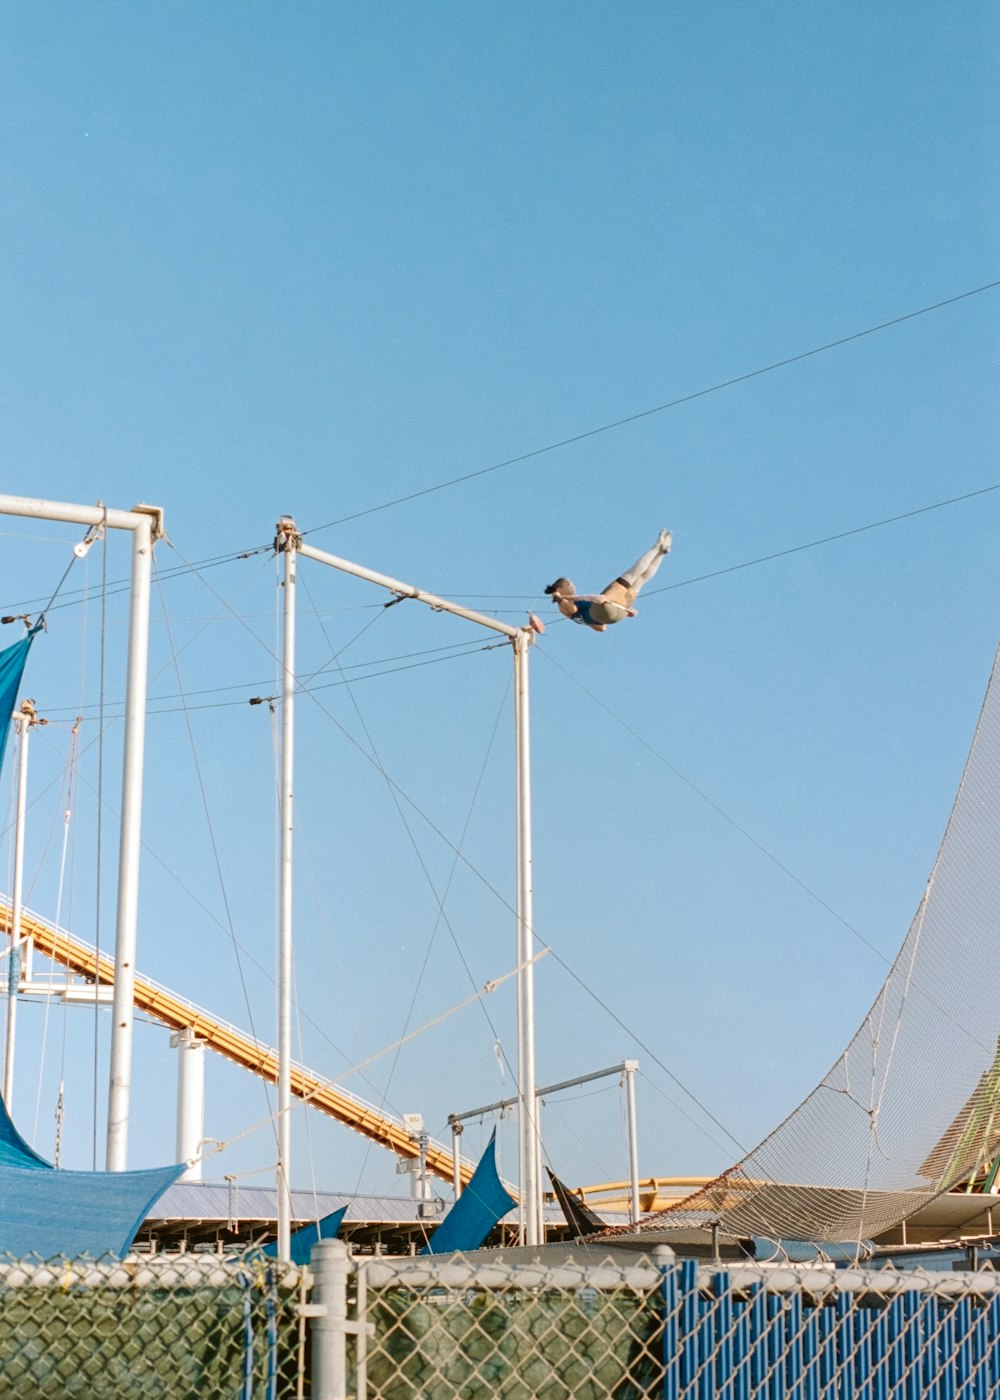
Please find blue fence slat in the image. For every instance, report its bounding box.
[749,1285,769,1395]
[680,1259,698,1396]
[886,1296,905,1396]
[939,1304,956,1400]
[953,1297,972,1400]
[800,1308,819,1400]
[767,1294,786,1400]
[661,1259,680,1400]
[970,1297,989,1400]
[923,1296,941,1400]
[714,1272,734,1400]
[812,1299,834,1388]
[869,1310,887,1400]
[697,1293,716,1400]
[836,1292,855,1400]
[733,1302,750,1400]
[852,1303,872,1400]
[902,1291,922,1400]
[980,1288,997,1400]
[785,1293,803,1400]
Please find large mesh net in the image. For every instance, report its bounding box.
[631,645,1000,1244]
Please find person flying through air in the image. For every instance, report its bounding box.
[545,529,672,632]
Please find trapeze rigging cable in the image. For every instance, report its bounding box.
[299,279,1000,538]
[294,569,517,1193]
[31,719,81,1150]
[153,560,278,1140]
[535,640,992,1060]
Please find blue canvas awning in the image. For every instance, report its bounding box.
[0,1094,183,1259]
[262,1205,347,1266]
[0,630,37,783]
[421,1130,515,1254]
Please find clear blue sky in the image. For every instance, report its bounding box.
[1,2,997,1202]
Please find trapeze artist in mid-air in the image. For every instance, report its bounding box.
[543,528,672,632]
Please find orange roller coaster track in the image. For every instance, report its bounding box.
[0,900,473,1188]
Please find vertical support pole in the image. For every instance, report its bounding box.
[276,518,299,1261]
[450,1119,462,1199]
[3,706,32,1108]
[534,1095,545,1242]
[172,1027,206,1180]
[513,630,540,1246]
[624,1059,641,1224]
[311,1239,350,1400]
[655,1245,678,1400]
[106,513,154,1170]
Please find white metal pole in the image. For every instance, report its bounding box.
[172,1028,206,1181]
[276,518,299,1260]
[106,513,154,1170]
[450,1121,463,1199]
[513,630,541,1246]
[0,496,163,1169]
[624,1059,641,1224]
[2,706,32,1108]
[297,542,520,639]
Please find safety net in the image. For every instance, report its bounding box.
[620,644,1000,1244]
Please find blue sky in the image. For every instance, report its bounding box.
[1,3,997,1203]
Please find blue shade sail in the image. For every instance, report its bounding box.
[0,631,36,784]
[0,1094,184,1259]
[262,1205,348,1266]
[421,1130,515,1255]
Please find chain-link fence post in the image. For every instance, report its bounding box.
[309,1239,351,1400]
[653,1244,677,1400]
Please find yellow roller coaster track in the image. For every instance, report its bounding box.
[0,900,473,1188]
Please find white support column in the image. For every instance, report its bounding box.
[172,1028,206,1180]
[276,517,299,1260]
[624,1059,641,1224]
[0,497,162,1171]
[513,630,541,1245]
[3,703,34,1108]
[450,1120,463,1199]
[106,512,155,1170]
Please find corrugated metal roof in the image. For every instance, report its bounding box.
[146,1180,624,1227]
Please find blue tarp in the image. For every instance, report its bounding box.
[0,630,36,783]
[421,1130,515,1254]
[263,1205,348,1266]
[0,1094,184,1259]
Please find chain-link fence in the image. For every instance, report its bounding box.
[0,1254,306,1399]
[306,1244,1000,1399]
[8,1245,1000,1397]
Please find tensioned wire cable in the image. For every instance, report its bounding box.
[4,278,996,623]
[153,558,279,1145]
[301,279,1000,536]
[533,641,993,1061]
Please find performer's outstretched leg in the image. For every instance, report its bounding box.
[603,529,671,605]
